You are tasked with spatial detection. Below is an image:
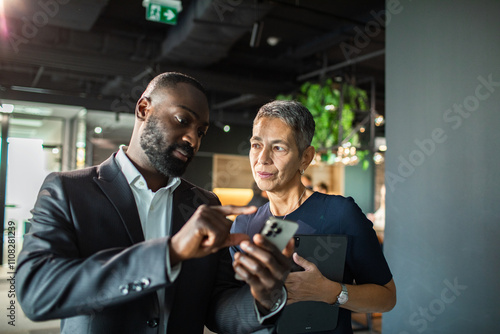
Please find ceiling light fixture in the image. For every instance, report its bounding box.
[0,103,14,113]
[373,152,384,164]
[374,114,385,126]
[267,36,280,46]
[9,118,43,127]
[332,142,359,166]
[250,21,264,47]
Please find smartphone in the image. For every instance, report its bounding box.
[260,216,299,251]
[234,217,299,281]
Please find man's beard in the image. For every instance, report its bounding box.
[140,115,194,177]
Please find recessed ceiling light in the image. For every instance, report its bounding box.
[375,114,385,126]
[0,104,14,113]
[267,36,280,46]
[10,118,43,127]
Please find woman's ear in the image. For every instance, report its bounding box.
[301,145,316,170]
[136,97,151,121]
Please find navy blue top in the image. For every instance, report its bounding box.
[230,192,392,334]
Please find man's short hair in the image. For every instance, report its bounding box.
[142,72,208,100]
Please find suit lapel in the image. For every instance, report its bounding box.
[171,181,196,235]
[171,180,222,234]
[164,181,194,329]
[94,154,144,244]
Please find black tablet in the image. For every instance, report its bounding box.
[277,234,348,334]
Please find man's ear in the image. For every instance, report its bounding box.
[301,145,316,170]
[136,97,151,121]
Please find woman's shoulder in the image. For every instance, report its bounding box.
[308,191,354,207]
[318,193,364,216]
[321,194,371,233]
[306,193,365,225]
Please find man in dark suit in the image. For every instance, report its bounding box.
[16,72,293,333]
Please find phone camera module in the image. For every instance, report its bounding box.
[264,222,283,237]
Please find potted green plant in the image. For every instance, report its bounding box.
[277,78,370,168]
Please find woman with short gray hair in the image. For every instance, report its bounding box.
[231,100,396,333]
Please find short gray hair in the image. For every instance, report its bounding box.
[254,100,315,154]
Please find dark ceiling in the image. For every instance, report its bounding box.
[1,0,386,126]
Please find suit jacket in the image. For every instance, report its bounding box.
[16,153,273,334]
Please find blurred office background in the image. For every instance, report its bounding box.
[1,0,499,333]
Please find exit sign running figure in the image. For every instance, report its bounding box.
[146,3,178,25]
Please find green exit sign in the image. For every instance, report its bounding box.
[146,3,178,25]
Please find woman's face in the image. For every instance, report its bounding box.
[249,117,303,193]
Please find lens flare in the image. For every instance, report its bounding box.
[0,0,8,38]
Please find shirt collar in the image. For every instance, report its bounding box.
[115,146,181,192]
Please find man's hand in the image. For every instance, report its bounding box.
[285,253,338,305]
[232,234,294,312]
[169,205,257,265]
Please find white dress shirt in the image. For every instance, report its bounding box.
[115,147,180,332]
[115,147,284,330]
